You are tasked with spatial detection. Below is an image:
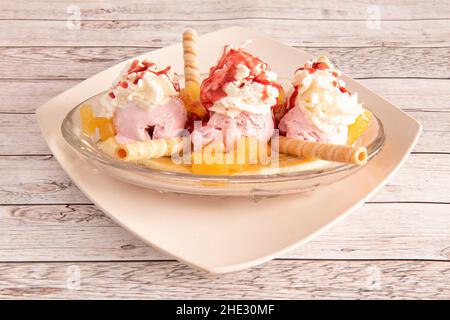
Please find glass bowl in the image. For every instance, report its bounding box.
[61,92,385,197]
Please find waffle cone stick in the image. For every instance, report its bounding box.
[182,29,201,86]
[97,137,119,158]
[115,138,184,161]
[276,136,367,166]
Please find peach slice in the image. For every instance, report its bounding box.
[80,104,95,135]
[91,117,115,141]
[190,137,271,175]
[179,82,207,118]
[347,109,372,145]
[80,104,115,141]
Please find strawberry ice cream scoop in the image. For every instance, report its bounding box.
[114,98,186,144]
[278,105,346,144]
[192,111,274,151]
[193,45,281,150]
[279,56,363,145]
[102,59,187,143]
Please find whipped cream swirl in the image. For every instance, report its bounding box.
[292,56,364,134]
[210,63,279,118]
[103,60,178,116]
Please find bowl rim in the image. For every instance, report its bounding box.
[61,92,385,184]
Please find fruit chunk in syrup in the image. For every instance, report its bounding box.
[347,109,372,145]
[80,104,115,141]
[179,82,207,118]
[191,137,271,175]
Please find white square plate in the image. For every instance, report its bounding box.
[37,27,421,273]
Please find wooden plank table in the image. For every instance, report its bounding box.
[1,0,449,299]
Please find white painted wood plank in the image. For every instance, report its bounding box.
[0,114,51,154]
[1,203,449,262]
[1,19,450,47]
[0,0,448,299]
[0,155,84,204]
[2,0,449,20]
[0,260,449,299]
[0,80,78,114]
[369,152,450,203]
[2,47,449,80]
[0,154,448,204]
[1,79,449,114]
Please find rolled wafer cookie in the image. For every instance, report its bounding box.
[115,138,184,161]
[275,136,367,166]
[182,29,201,86]
[98,137,119,158]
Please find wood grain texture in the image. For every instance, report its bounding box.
[2,47,450,80]
[0,80,78,113]
[1,203,450,262]
[2,19,450,47]
[2,0,450,20]
[2,79,450,114]
[1,260,449,299]
[1,0,450,299]
[0,114,50,154]
[0,154,448,204]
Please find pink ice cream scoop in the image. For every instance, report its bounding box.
[114,97,187,144]
[278,106,321,142]
[192,46,280,151]
[278,56,364,145]
[278,106,347,144]
[192,112,274,151]
[104,59,187,144]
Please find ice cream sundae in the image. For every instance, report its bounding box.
[192,44,282,151]
[79,29,374,175]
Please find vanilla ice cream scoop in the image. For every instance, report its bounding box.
[279,56,364,144]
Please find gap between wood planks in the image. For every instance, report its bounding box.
[1,17,450,22]
[2,20,450,47]
[1,260,448,299]
[2,47,449,80]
